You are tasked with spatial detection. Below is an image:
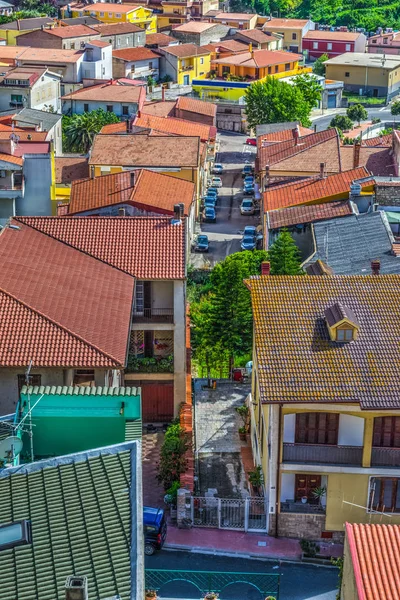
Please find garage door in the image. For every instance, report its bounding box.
[327,94,336,108]
[141,382,174,422]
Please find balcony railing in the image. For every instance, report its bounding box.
[180,65,194,72]
[280,501,326,515]
[371,447,400,467]
[283,443,363,465]
[126,354,174,374]
[133,308,174,323]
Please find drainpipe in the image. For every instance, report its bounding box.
[274,403,282,538]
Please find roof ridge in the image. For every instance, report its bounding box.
[0,286,122,367]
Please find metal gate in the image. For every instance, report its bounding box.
[191,496,267,532]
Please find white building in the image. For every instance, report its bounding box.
[0,66,61,113]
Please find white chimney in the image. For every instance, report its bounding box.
[65,576,88,600]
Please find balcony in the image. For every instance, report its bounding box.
[125,354,174,374]
[180,64,194,72]
[371,447,400,467]
[283,443,363,466]
[132,308,174,323]
[281,501,326,514]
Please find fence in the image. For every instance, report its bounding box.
[191,496,267,532]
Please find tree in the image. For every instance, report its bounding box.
[312,54,329,77]
[347,103,368,126]
[293,73,323,111]
[62,108,120,153]
[245,77,313,131]
[268,229,303,275]
[329,114,353,133]
[391,100,400,116]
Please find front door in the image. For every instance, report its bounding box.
[183,74,190,85]
[327,94,336,108]
[143,281,152,319]
[295,474,321,503]
[141,381,174,422]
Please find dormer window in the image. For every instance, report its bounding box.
[324,302,359,343]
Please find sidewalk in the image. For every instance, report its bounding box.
[165,523,343,562]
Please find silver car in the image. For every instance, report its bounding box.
[240,199,255,215]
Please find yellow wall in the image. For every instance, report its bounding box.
[214,58,299,79]
[262,26,304,51]
[177,54,211,85]
[325,63,398,89]
[68,6,157,33]
[215,14,258,29]
[0,28,35,45]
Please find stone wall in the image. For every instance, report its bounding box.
[375,183,400,206]
[278,512,326,539]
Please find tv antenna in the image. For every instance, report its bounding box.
[0,436,23,465]
[20,360,44,463]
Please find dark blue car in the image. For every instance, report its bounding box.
[203,206,216,222]
[144,506,167,555]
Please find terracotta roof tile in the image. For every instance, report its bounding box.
[268,200,353,229]
[304,30,363,41]
[89,133,200,167]
[69,169,195,216]
[0,220,135,367]
[88,39,110,47]
[55,156,89,184]
[258,126,313,143]
[346,523,400,600]
[112,47,160,62]
[44,24,99,38]
[262,17,309,28]
[142,100,176,117]
[13,46,84,63]
[92,22,143,34]
[15,216,186,280]
[85,3,142,13]
[175,96,216,117]
[341,146,397,176]
[264,167,372,211]
[202,40,248,53]
[0,130,47,141]
[0,153,23,165]
[173,21,218,32]
[362,134,392,147]
[246,274,400,408]
[214,11,257,20]
[145,33,176,46]
[62,81,144,103]
[236,29,280,43]
[212,49,302,68]
[161,43,210,58]
[134,113,216,141]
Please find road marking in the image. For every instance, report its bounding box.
[379,106,388,112]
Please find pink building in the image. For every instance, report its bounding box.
[368,30,400,54]
[303,30,366,60]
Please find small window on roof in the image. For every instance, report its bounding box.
[0,521,31,551]
[324,302,359,343]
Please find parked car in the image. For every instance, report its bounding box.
[203,206,216,222]
[207,187,219,197]
[243,225,263,245]
[243,183,255,195]
[206,189,218,201]
[243,175,254,185]
[241,235,257,251]
[193,234,209,252]
[242,164,254,177]
[144,506,167,556]
[240,199,255,215]
[213,163,223,174]
[246,138,256,146]
[204,197,216,207]
[211,177,223,188]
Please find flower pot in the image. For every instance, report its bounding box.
[239,431,247,441]
[301,497,308,504]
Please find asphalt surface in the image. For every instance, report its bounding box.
[145,550,339,600]
[312,105,400,131]
[190,132,260,268]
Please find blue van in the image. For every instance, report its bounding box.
[144,506,167,555]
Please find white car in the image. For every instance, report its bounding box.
[240,199,255,215]
[213,163,223,174]
[211,177,223,188]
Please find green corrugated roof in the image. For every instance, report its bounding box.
[125,420,142,442]
[0,442,143,600]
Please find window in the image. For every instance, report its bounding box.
[122,105,129,115]
[268,66,272,74]
[313,42,318,49]
[373,417,400,447]
[0,521,31,551]
[345,43,351,51]
[372,39,377,43]
[102,52,105,59]
[345,71,350,77]
[70,42,75,50]
[84,103,89,112]
[200,57,204,64]
[336,328,353,341]
[292,32,297,40]
[384,37,388,44]
[295,412,339,445]
[117,38,121,46]
[149,61,153,69]
[116,13,121,18]
[17,373,41,393]
[327,43,332,50]
[285,63,290,71]
[370,478,400,512]
[108,12,113,17]
[11,94,22,103]
[106,105,113,112]
[131,65,135,73]
[274,65,279,73]
[74,370,95,386]
[100,11,104,16]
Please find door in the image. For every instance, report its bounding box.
[327,94,336,108]
[183,74,190,85]
[141,381,174,422]
[295,474,321,503]
[143,281,152,319]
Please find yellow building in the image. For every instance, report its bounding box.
[0,16,57,45]
[325,52,400,98]
[157,1,188,29]
[261,17,314,52]
[65,2,157,34]
[211,48,302,80]
[211,12,258,30]
[158,43,211,85]
[246,272,400,540]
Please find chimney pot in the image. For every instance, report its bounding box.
[65,575,88,600]
[371,259,380,275]
[118,207,126,217]
[319,162,326,179]
[137,109,141,118]
[161,85,165,102]
[292,127,299,145]
[261,261,270,276]
[90,165,95,179]
[130,171,135,187]
[353,141,361,169]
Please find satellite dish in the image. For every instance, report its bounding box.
[0,436,23,461]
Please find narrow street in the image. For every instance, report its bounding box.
[190,132,259,268]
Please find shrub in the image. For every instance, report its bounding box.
[157,423,189,490]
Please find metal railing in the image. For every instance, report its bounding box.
[283,443,363,465]
[125,354,173,374]
[280,501,326,514]
[132,308,173,323]
[371,447,400,467]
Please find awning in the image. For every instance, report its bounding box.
[385,211,400,224]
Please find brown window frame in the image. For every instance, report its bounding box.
[17,373,41,393]
[373,416,400,448]
[370,477,400,512]
[295,412,339,445]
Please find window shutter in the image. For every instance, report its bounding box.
[295,414,307,443]
[382,417,393,447]
[327,413,339,445]
[373,417,382,447]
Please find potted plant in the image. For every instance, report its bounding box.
[265,597,277,600]
[147,75,156,92]
[248,465,264,495]
[238,425,247,441]
[312,486,326,507]
[145,590,157,599]
[204,593,218,600]
[301,496,308,504]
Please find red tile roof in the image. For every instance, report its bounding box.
[262,17,309,28]
[92,22,143,34]
[0,220,134,367]
[69,169,195,216]
[0,153,23,166]
[304,30,362,41]
[362,134,392,147]
[161,43,210,58]
[85,3,142,13]
[55,156,89,184]
[175,96,216,117]
[145,33,176,46]
[258,126,314,144]
[346,523,400,600]
[341,146,397,176]
[14,216,186,280]
[264,167,371,211]
[134,113,216,141]
[214,11,257,20]
[142,100,176,117]
[212,49,302,68]
[99,121,127,134]
[44,24,99,38]
[268,200,353,229]
[0,130,47,141]
[61,81,144,103]
[112,47,160,62]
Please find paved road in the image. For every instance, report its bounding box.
[312,106,400,131]
[190,132,260,268]
[145,550,339,600]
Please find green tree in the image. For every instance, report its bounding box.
[268,229,303,275]
[329,114,353,133]
[245,77,313,131]
[312,54,329,77]
[157,423,189,491]
[391,100,400,116]
[62,108,120,153]
[347,103,368,126]
[293,73,323,111]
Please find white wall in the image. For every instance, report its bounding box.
[338,414,364,446]
[122,57,159,81]
[65,99,139,117]
[152,281,173,310]
[173,279,186,415]
[31,75,61,113]
[281,473,295,502]
[283,413,295,443]
[0,367,65,414]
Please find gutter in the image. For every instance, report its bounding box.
[274,403,282,538]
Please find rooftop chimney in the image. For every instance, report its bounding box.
[353,141,361,169]
[90,165,95,179]
[137,109,141,118]
[261,261,270,276]
[292,127,299,145]
[172,204,181,222]
[161,85,165,102]
[319,162,326,179]
[130,171,135,187]
[371,259,380,275]
[65,576,88,600]
[118,207,126,217]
